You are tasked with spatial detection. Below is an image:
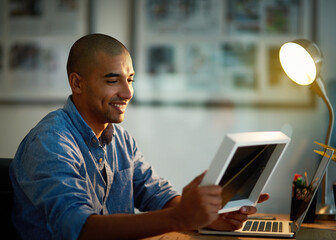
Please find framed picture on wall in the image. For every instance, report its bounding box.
[132,0,315,107]
[0,0,89,103]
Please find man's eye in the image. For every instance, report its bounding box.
[107,80,118,84]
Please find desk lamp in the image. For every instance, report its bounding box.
[279,39,335,219]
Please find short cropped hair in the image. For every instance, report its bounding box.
[66,33,128,77]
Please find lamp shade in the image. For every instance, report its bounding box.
[279,39,323,85]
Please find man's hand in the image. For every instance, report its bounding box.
[168,171,270,232]
[172,171,223,230]
[206,193,270,231]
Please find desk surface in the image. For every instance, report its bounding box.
[142,214,336,240]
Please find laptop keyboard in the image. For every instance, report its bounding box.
[242,221,283,232]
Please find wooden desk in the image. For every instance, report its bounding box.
[142,214,336,240]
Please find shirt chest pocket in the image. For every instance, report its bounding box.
[113,167,133,188]
[108,167,135,214]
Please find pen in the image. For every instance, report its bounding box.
[304,172,308,187]
[311,177,318,187]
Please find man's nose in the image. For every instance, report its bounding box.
[119,80,133,100]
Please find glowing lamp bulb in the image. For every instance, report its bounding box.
[279,42,317,85]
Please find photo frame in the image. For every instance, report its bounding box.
[0,0,89,103]
[132,0,314,107]
[200,131,290,213]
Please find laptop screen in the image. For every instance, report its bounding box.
[292,148,333,232]
[219,144,278,206]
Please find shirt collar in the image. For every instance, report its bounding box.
[100,123,114,146]
[63,96,115,146]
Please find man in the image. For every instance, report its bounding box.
[10,34,269,239]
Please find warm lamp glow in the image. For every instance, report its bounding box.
[279,42,316,85]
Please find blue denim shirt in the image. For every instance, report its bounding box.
[9,96,178,240]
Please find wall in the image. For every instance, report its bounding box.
[1,0,335,214]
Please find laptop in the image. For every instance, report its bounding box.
[199,144,334,238]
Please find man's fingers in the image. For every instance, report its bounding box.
[178,184,223,229]
[222,211,248,222]
[205,193,270,232]
[239,206,257,215]
[203,194,223,209]
[192,186,223,211]
[183,171,207,191]
[258,193,270,203]
[198,185,222,196]
[225,218,244,230]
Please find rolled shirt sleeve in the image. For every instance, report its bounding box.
[11,130,96,240]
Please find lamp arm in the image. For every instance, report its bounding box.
[312,77,334,209]
[323,95,334,146]
[312,77,334,146]
[320,91,334,208]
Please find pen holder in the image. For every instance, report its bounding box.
[290,185,317,223]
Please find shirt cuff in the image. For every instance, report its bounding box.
[61,205,95,240]
[156,191,180,210]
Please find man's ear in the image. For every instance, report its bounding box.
[69,72,83,94]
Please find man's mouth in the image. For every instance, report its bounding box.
[110,103,128,113]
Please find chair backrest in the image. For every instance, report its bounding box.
[0,158,16,236]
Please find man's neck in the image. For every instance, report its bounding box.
[81,116,107,139]
[72,96,108,139]
[90,123,108,140]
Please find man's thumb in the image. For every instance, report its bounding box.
[184,170,207,190]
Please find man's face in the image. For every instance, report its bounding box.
[79,51,134,125]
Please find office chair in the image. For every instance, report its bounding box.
[0,158,16,236]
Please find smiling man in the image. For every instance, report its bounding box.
[67,38,134,134]
[10,34,268,240]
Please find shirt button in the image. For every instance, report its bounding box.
[92,139,97,143]
[98,158,103,163]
